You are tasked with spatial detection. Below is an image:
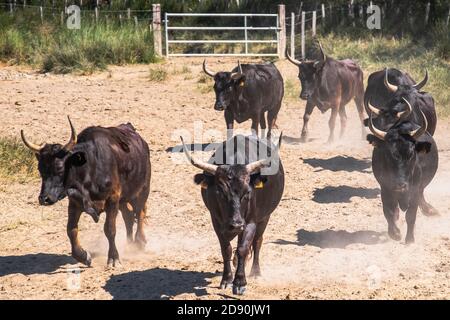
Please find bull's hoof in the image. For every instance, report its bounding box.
[72,250,92,267]
[232,285,247,295]
[405,235,415,245]
[220,280,233,290]
[388,228,402,241]
[422,206,440,217]
[84,251,92,267]
[249,269,261,278]
[107,258,122,269]
[134,236,147,251]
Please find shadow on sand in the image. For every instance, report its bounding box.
[275,228,387,249]
[0,253,76,277]
[303,156,372,173]
[312,185,380,204]
[103,268,217,300]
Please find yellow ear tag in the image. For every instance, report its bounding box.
[255,181,264,189]
[200,181,208,189]
[239,80,245,87]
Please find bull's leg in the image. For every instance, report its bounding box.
[338,105,348,139]
[381,188,401,241]
[419,192,439,216]
[249,218,269,278]
[267,110,278,141]
[134,203,148,250]
[225,110,234,140]
[327,107,339,143]
[259,112,267,139]
[354,95,367,139]
[119,203,134,244]
[104,199,121,268]
[251,115,260,137]
[405,196,420,244]
[67,200,92,266]
[300,100,315,143]
[219,238,233,289]
[233,223,256,295]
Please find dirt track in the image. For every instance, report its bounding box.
[0,58,449,299]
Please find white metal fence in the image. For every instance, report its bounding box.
[164,12,280,57]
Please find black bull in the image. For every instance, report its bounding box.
[286,45,366,143]
[181,135,284,295]
[364,68,437,136]
[203,60,284,139]
[21,118,151,267]
[367,110,438,244]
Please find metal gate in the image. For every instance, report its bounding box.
[164,13,280,57]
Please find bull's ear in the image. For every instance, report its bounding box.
[194,173,213,189]
[250,173,267,189]
[415,141,432,154]
[313,60,325,70]
[68,151,86,167]
[233,74,246,87]
[363,118,369,127]
[367,134,382,147]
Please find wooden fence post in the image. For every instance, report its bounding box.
[127,8,131,20]
[447,7,450,27]
[312,11,316,37]
[290,12,295,58]
[301,11,305,59]
[321,3,325,24]
[40,6,43,23]
[425,2,430,25]
[152,3,162,57]
[95,7,98,24]
[278,4,286,59]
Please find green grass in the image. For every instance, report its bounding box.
[284,79,299,101]
[0,137,38,182]
[148,66,168,82]
[0,12,157,74]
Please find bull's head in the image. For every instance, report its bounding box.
[365,68,428,130]
[203,60,245,111]
[181,135,281,233]
[367,104,431,193]
[286,42,326,100]
[21,116,85,205]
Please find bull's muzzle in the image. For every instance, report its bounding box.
[38,194,57,206]
[300,92,311,100]
[229,220,244,231]
[214,102,226,111]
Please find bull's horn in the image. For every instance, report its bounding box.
[409,107,428,139]
[202,59,216,78]
[367,100,381,116]
[63,116,77,151]
[231,60,243,79]
[318,41,326,62]
[245,132,283,174]
[285,47,302,66]
[180,136,218,175]
[20,130,45,154]
[368,114,387,141]
[384,68,398,93]
[413,69,428,91]
[397,97,413,119]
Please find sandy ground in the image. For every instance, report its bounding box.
[0,58,449,300]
